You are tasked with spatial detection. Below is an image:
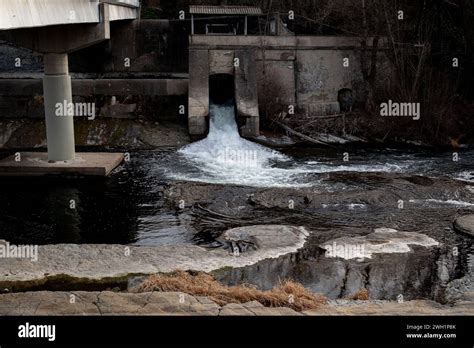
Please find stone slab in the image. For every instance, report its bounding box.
[0,291,471,316]
[0,225,309,287]
[454,215,474,237]
[0,152,124,177]
[305,298,474,316]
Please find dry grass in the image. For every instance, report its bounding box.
[346,288,369,301]
[133,271,327,312]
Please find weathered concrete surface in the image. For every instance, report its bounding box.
[235,49,259,137]
[0,225,309,288]
[189,35,371,49]
[43,53,75,161]
[209,50,234,75]
[0,119,191,149]
[0,291,470,316]
[296,50,352,115]
[0,20,188,75]
[257,57,296,108]
[189,35,389,122]
[0,79,188,97]
[454,215,474,237]
[4,6,111,54]
[188,49,209,135]
[0,0,138,30]
[0,152,124,176]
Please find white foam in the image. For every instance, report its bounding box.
[410,199,474,207]
[167,103,409,187]
[455,171,474,183]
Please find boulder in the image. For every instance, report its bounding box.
[454,215,474,237]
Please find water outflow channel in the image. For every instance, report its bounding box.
[0,102,473,301]
[174,102,290,187]
[170,102,433,188]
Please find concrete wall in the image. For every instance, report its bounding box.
[256,49,296,109]
[0,19,189,75]
[106,20,188,73]
[0,79,187,120]
[188,49,209,135]
[295,49,364,115]
[188,47,261,136]
[0,20,389,137]
[209,50,234,75]
[188,35,388,135]
[235,49,259,137]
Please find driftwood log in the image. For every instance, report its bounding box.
[273,120,335,147]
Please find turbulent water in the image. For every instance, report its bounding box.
[166,103,473,188]
[168,103,407,187]
[171,103,296,187]
[0,102,473,245]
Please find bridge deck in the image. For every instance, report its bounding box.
[0,0,139,30]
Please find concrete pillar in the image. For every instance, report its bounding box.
[43,53,75,162]
[235,49,260,137]
[188,49,209,135]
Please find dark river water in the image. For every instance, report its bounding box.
[0,146,473,246]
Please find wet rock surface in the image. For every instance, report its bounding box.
[454,215,474,237]
[0,152,472,313]
[320,228,439,259]
[164,175,474,304]
[0,225,309,290]
[216,225,308,254]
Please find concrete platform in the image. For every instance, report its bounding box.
[0,152,124,177]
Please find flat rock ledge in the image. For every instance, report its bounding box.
[454,215,474,237]
[0,225,308,286]
[320,228,439,260]
[0,291,471,316]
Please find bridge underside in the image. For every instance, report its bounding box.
[0,0,138,30]
[0,1,138,164]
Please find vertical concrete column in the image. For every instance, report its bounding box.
[43,53,75,162]
[188,49,209,135]
[235,49,260,137]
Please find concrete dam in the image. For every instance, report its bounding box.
[0,3,383,176]
[0,3,382,137]
[186,5,383,138]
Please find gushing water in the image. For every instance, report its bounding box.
[174,103,299,187]
[167,103,409,187]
